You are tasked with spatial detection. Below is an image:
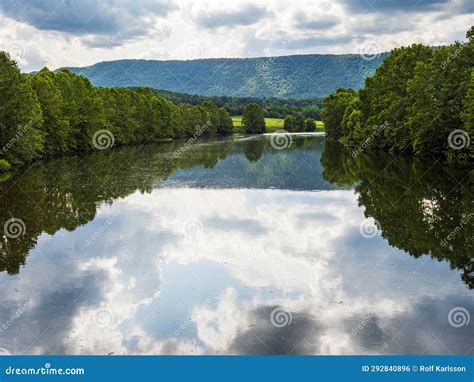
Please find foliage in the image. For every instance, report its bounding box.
[0,52,44,164]
[0,52,234,165]
[322,26,474,162]
[282,113,306,132]
[0,159,11,171]
[321,88,357,142]
[28,68,71,154]
[242,103,266,134]
[153,89,323,119]
[283,115,295,132]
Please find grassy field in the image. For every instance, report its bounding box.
[232,116,283,131]
[231,116,324,132]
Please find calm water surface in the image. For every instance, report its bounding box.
[0,135,472,355]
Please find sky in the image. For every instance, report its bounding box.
[0,0,472,71]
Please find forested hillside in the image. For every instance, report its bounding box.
[0,52,233,168]
[66,53,388,99]
[322,27,474,162]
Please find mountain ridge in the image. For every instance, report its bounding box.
[64,53,389,99]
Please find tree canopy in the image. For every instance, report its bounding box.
[321,26,474,162]
[0,52,234,166]
[242,103,266,134]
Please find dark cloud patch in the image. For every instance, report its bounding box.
[203,217,268,235]
[458,0,474,13]
[434,0,474,19]
[194,4,268,29]
[347,295,474,354]
[350,17,416,34]
[230,306,320,355]
[0,0,177,46]
[275,34,353,49]
[0,265,107,354]
[295,16,341,30]
[340,0,447,13]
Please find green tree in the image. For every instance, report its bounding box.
[98,88,140,145]
[322,26,474,162]
[461,69,474,132]
[459,69,474,161]
[202,101,220,136]
[30,68,71,154]
[242,103,266,134]
[55,69,107,150]
[0,52,44,164]
[340,96,363,144]
[217,108,234,135]
[293,112,305,132]
[359,44,433,152]
[283,115,295,132]
[321,88,356,142]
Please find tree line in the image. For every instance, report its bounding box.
[322,26,474,162]
[283,114,319,132]
[0,52,234,168]
[155,89,323,120]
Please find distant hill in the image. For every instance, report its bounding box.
[65,53,389,99]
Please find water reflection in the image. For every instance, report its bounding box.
[321,143,473,289]
[0,136,471,355]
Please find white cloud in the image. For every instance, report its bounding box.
[0,0,471,71]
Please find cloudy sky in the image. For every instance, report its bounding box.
[0,0,472,71]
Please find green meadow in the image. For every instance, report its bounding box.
[231,116,324,132]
